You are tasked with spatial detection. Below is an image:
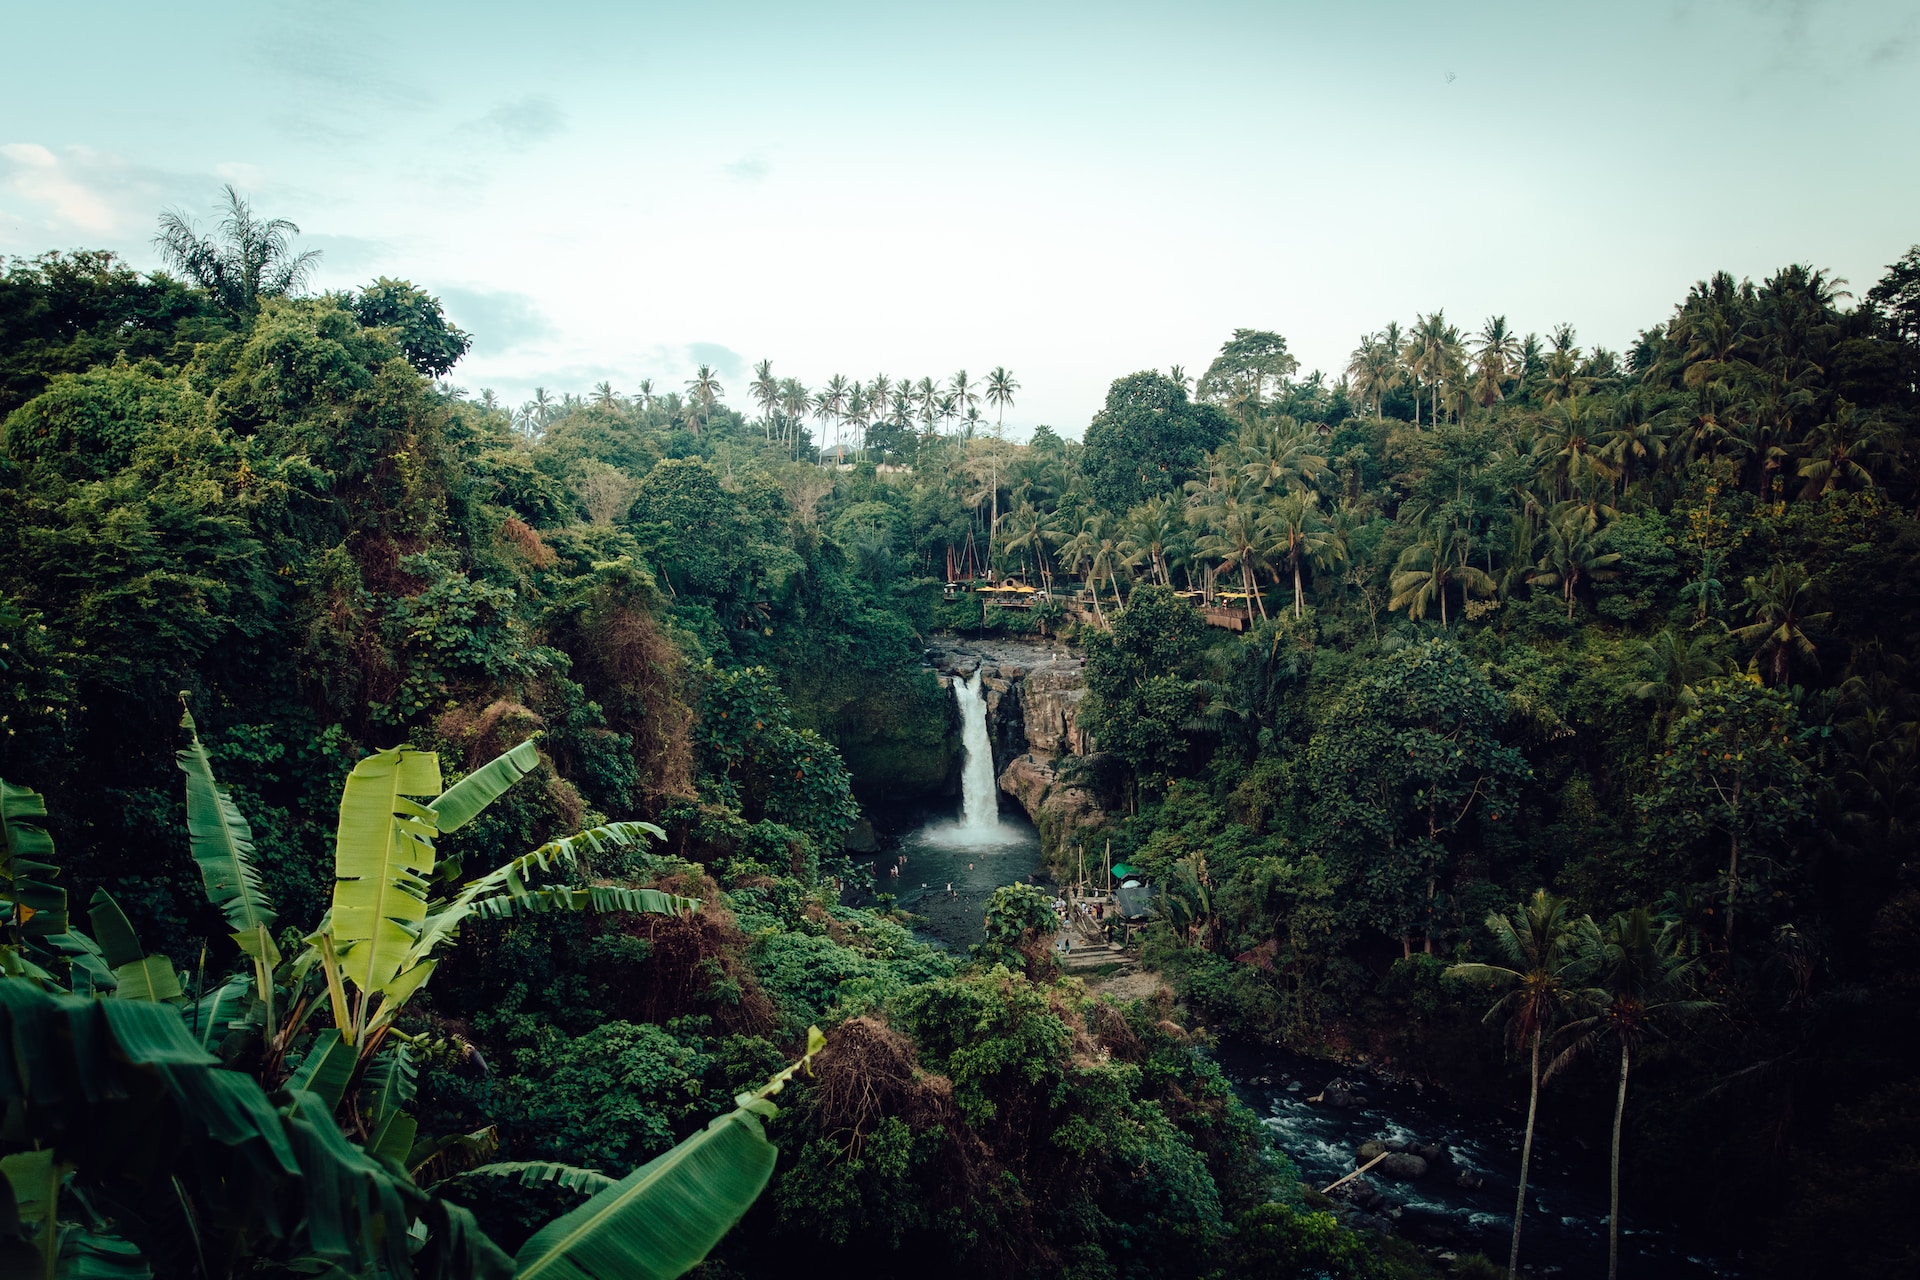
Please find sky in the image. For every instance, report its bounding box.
[2,1,1916,436]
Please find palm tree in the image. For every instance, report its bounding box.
[1470,315,1523,410]
[1797,402,1886,497]
[815,374,851,459]
[986,367,1019,434]
[155,185,321,316]
[1062,513,1127,623]
[1731,561,1831,685]
[1345,333,1398,419]
[1628,629,1723,740]
[1119,496,1184,587]
[1601,391,1671,491]
[685,365,724,435]
[592,381,621,410]
[915,377,939,436]
[1407,311,1457,426]
[1547,909,1712,1280]
[1389,525,1493,627]
[777,378,811,452]
[750,360,779,440]
[1445,891,1592,1280]
[635,378,657,412]
[1194,496,1271,625]
[1528,512,1624,619]
[1000,500,1064,593]
[1264,491,1340,618]
[1239,422,1330,496]
[950,370,979,423]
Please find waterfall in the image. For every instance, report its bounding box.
[953,671,1002,834]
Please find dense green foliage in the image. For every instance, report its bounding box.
[6,193,1920,1277]
[0,210,1346,1280]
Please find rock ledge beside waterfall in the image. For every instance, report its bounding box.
[926,637,1121,858]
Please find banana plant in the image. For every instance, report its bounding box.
[1,725,791,1280]
[176,703,280,1029]
[513,1025,825,1280]
[313,734,693,1051]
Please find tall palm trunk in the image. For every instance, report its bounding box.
[1510,1031,1542,1279]
[1609,1042,1630,1280]
[1294,559,1305,618]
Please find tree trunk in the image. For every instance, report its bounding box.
[1294,560,1304,618]
[1510,1031,1541,1280]
[1725,774,1743,940]
[1609,1042,1630,1280]
[1440,574,1449,628]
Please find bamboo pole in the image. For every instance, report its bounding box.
[1321,1150,1392,1195]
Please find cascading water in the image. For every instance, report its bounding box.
[954,670,999,832]
[919,668,1017,850]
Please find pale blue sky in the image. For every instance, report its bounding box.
[3,1,1915,432]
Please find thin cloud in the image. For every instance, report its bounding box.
[724,155,771,182]
[438,286,555,353]
[462,97,565,149]
[0,143,181,240]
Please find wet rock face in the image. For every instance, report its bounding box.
[926,638,1108,854]
[1019,666,1088,755]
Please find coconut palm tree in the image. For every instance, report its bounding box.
[1528,512,1624,619]
[155,185,322,316]
[1547,909,1712,1280]
[685,365,724,435]
[950,370,978,423]
[1238,422,1330,496]
[777,377,811,452]
[1264,491,1340,618]
[1061,513,1128,623]
[915,377,939,436]
[635,378,657,412]
[1406,311,1458,426]
[1389,525,1494,627]
[1797,402,1887,497]
[1445,891,1593,1280]
[750,360,779,440]
[986,367,1019,433]
[1628,629,1724,739]
[1001,500,1064,593]
[1731,561,1831,685]
[1470,315,1523,410]
[1194,495,1271,625]
[1345,331,1405,420]
[1119,495,1184,587]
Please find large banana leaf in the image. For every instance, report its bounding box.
[329,747,443,995]
[175,707,275,936]
[0,977,515,1280]
[0,779,64,937]
[87,891,181,1003]
[455,1161,617,1196]
[402,821,668,973]
[428,739,541,833]
[470,886,701,921]
[513,1026,824,1280]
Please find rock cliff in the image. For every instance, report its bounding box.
[925,638,1119,859]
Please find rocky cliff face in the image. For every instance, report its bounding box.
[925,637,1119,859]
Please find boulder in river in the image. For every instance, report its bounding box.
[1454,1169,1485,1190]
[1356,1140,1388,1164]
[1412,1141,1445,1165]
[1375,1152,1429,1181]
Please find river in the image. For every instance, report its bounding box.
[1212,1041,1737,1277]
[871,669,1733,1276]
